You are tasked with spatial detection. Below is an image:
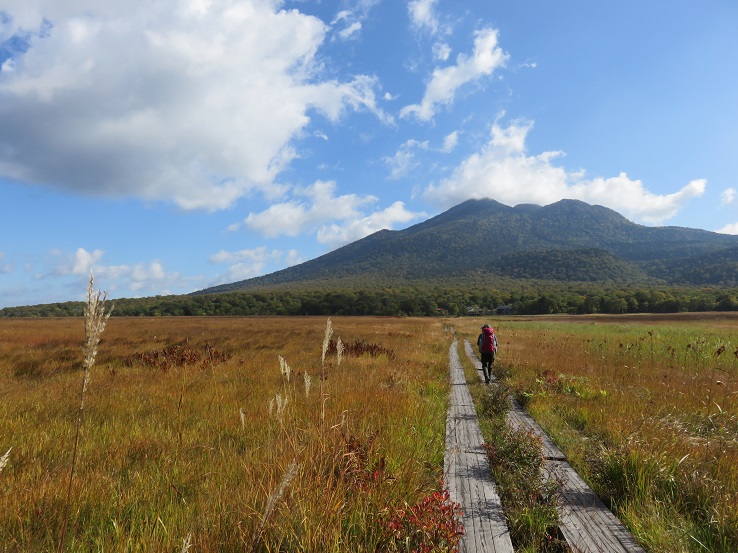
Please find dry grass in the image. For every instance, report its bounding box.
[0,316,452,551]
[457,313,738,552]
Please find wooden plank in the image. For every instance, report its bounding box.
[463,339,645,553]
[445,339,514,553]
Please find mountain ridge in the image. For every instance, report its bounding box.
[195,198,738,294]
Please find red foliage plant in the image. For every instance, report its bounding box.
[383,485,464,553]
[326,339,395,360]
[125,341,231,372]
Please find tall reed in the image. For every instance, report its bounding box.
[58,274,112,552]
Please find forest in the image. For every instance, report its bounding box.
[3,280,738,317]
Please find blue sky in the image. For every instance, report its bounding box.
[1,0,737,308]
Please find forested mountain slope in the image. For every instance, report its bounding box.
[197,198,738,294]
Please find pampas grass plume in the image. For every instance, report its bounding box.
[0,447,10,473]
[59,274,112,553]
[303,372,311,398]
[260,460,299,529]
[321,318,333,366]
[336,337,344,367]
[278,355,291,383]
[181,533,192,553]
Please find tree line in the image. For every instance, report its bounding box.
[2,283,738,317]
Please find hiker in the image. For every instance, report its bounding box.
[477,323,498,384]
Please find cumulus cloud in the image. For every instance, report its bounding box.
[209,246,285,282]
[207,246,303,282]
[284,249,303,266]
[317,201,425,248]
[47,247,194,295]
[384,139,428,179]
[242,180,424,248]
[441,131,459,153]
[408,0,439,33]
[243,180,377,237]
[716,223,738,235]
[0,0,387,210]
[401,28,509,121]
[422,119,706,224]
[721,188,736,205]
[432,42,451,62]
[55,248,105,276]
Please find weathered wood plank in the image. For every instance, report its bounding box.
[463,339,645,553]
[445,339,514,553]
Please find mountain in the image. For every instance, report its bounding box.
[196,198,738,294]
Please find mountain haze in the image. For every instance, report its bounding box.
[197,199,738,294]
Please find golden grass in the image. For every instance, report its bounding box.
[10,310,736,551]
[0,316,452,551]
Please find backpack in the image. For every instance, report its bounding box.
[481,327,496,353]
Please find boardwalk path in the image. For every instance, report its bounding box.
[444,338,514,552]
[460,339,646,553]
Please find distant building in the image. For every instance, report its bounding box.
[495,304,513,315]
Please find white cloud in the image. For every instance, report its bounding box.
[433,42,451,62]
[441,131,459,153]
[207,246,303,282]
[422,119,706,224]
[242,181,424,248]
[384,139,428,179]
[716,223,738,235]
[386,135,458,177]
[209,246,284,282]
[385,149,417,180]
[62,248,105,275]
[284,249,303,266]
[0,0,387,210]
[128,261,168,291]
[338,21,362,40]
[317,201,425,248]
[47,247,194,295]
[408,0,439,33]
[401,28,509,121]
[330,1,379,41]
[243,180,377,237]
[721,188,736,205]
[209,246,280,265]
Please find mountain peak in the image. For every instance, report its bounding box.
[194,198,738,294]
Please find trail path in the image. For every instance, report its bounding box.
[445,338,514,552]
[451,338,646,553]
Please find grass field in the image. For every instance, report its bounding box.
[0,316,455,552]
[2,312,737,552]
[456,313,738,552]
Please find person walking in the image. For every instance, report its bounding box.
[477,324,498,384]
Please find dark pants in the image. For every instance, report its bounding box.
[481,351,495,382]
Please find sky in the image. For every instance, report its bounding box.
[1,0,737,308]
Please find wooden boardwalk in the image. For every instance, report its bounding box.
[445,339,514,552]
[461,339,646,553]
